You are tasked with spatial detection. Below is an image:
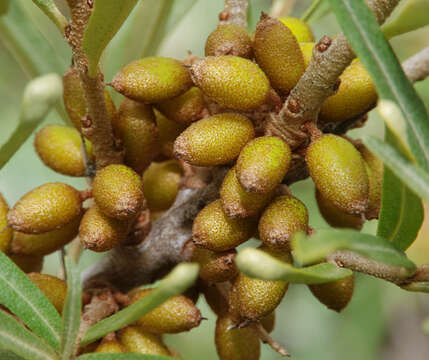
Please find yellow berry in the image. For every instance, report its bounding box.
[111,57,193,103]
[236,136,291,193]
[258,195,309,250]
[254,14,305,95]
[215,315,260,360]
[8,183,82,234]
[11,214,81,256]
[191,56,269,111]
[95,339,124,353]
[10,254,44,273]
[130,288,202,334]
[34,125,93,177]
[27,273,67,314]
[175,113,254,167]
[79,205,129,252]
[192,199,255,252]
[319,60,377,124]
[155,109,187,158]
[306,134,369,215]
[220,168,274,218]
[309,274,355,312]
[260,312,275,333]
[118,326,171,356]
[300,42,314,68]
[142,160,183,211]
[63,67,116,132]
[278,17,315,42]
[155,87,206,125]
[113,99,160,173]
[93,164,144,220]
[315,190,364,230]
[0,193,13,253]
[205,24,253,58]
[200,280,229,316]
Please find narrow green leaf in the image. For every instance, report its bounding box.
[0,0,9,15]
[0,310,60,360]
[0,1,66,77]
[301,0,331,24]
[60,257,82,360]
[327,0,429,171]
[382,0,429,39]
[376,130,424,251]
[31,0,67,34]
[0,73,62,170]
[0,350,26,360]
[82,0,138,77]
[77,354,175,360]
[0,251,61,349]
[364,136,429,202]
[292,229,416,277]
[236,248,352,284]
[80,263,199,346]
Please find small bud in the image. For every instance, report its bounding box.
[254,15,305,95]
[191,56,269,111]
[8,183,83,234]
[174,113,254,167]
[236,136,291,194]
[129,289,202,334]
[306,134,369,215]
[220,168,274,218]
[34,125,93,177]
[205,24,253,58]
[111,57,193,103]
[28,273,67,314]
[215,315,261,360]
[92,164,144,220]
[113,99,160,173]
[258,195,309,250]
[192,199,256,252]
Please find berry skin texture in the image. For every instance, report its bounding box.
[191,56,270,111]
[10,254,43,273]
[319,60,377,124]
[63,67,116,132]
[192,199,256,252]
[111,57,193,104]
[155,109,187,158]
[28,273,67,314]
[92,164,144,220]
[174,113,254,167]
[254,14,305,95]
[258,195,309,250]
[155,87,206,125]
[118,326,171,356]
[230,246,291,321]
[130,289,202,334]
[79,205,129,252]
[113,99,160,173]
[142,160,183,211]
[205,24,253,58]
[236,136,291,193]
[34,125,93,177]
[215,315,261,360]
[220,167,274,218]
[278,17,315,42]
[8,183,82,234]
[315,190,364,230]
[95,339,124,353]
[309,274,355,312]
[0,193,13,252]
[191,245,237,283]
[306,134,369,215]
[11,214,82,256]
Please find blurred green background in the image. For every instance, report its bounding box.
[1,0,429,359]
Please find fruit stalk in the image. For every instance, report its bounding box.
[66,0,122,169]
[269,0,400,149]
[219,0,248,29]
[251,322,290,358]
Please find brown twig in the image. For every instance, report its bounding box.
[402,46,429,83]
[219,0,248,29]
[252,322,291,357]
[66,0,122,169]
